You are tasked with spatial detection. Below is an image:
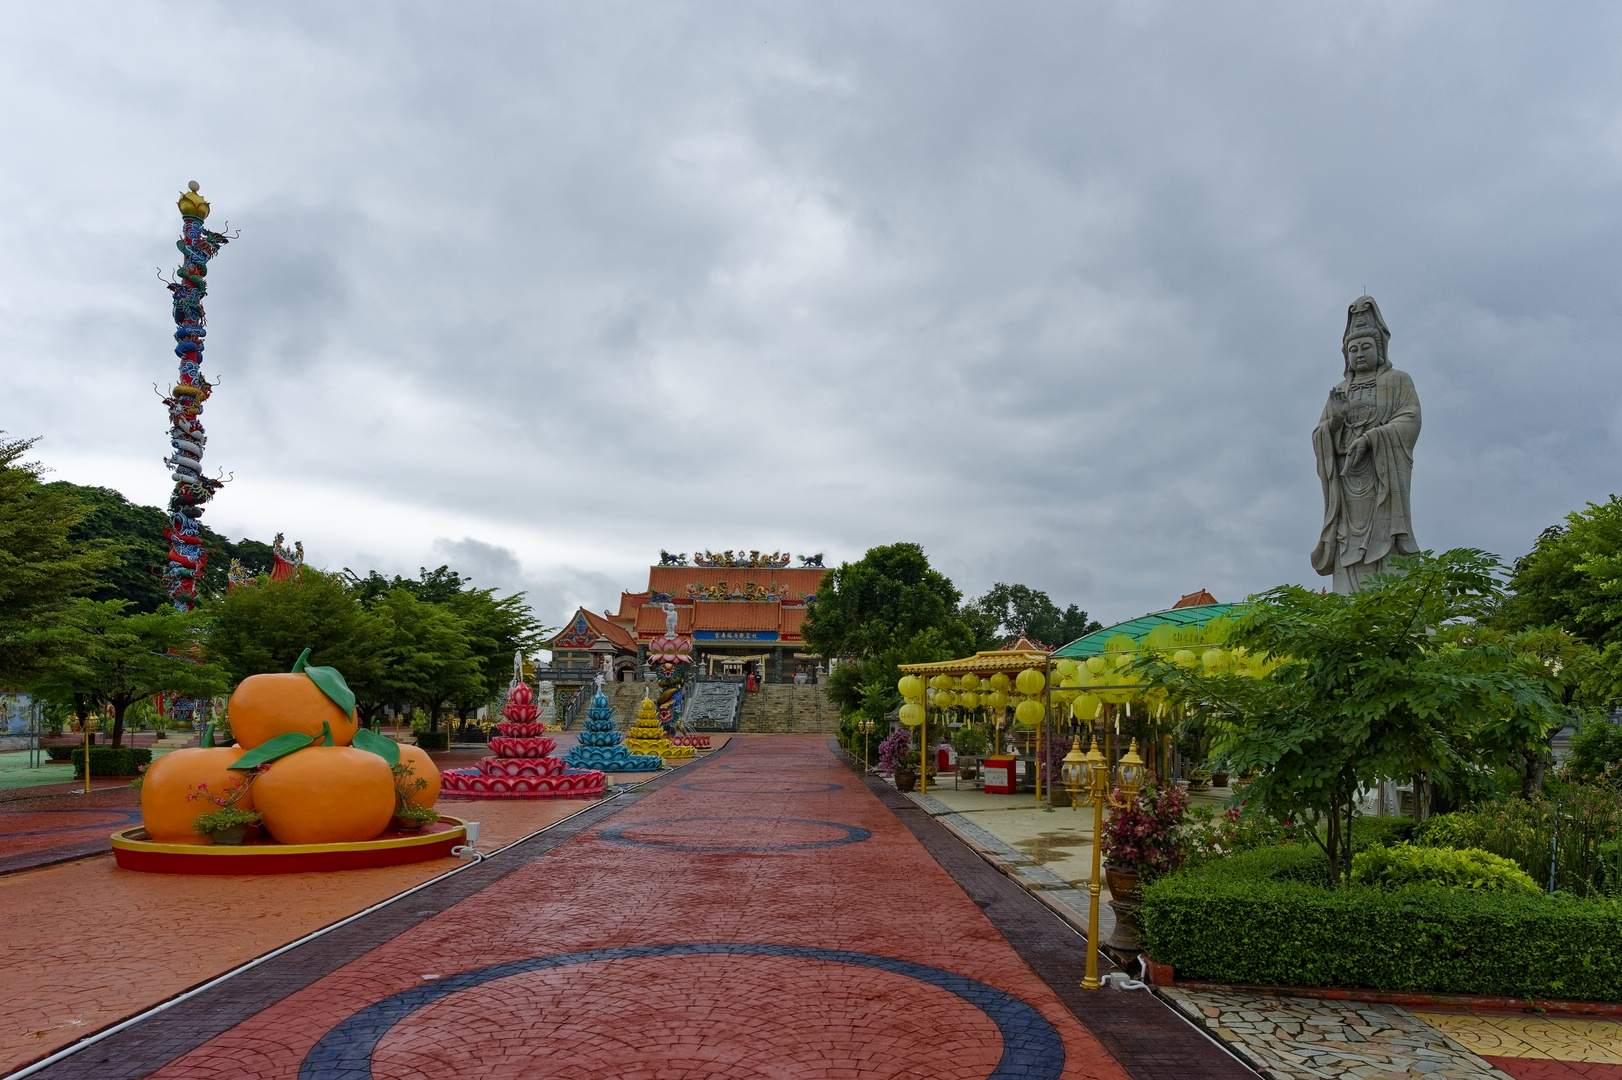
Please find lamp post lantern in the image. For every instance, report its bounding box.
[1080,735,1109,989]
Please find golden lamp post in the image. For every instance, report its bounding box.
[1080,735,1146,990]
[78,716,100,797]
[858,719,875,772]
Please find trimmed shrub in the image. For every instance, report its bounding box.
[1351,843,1539,892]
[58,747,153,776]
[1140,845,1622,1000]
[414,731,449,751]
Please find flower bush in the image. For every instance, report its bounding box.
[1184,802,1301,862]
[1101,782,1189,881]
[876,729,913,774]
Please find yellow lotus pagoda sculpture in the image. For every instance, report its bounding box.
[624,692,695,759]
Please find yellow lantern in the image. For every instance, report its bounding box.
[1072,693,1102,721]
[1015,668,1045,696]
[960,673,980,692]
[1174,649,1197,668]
[1014,699,1044,726]
[1055,658,1078,678]
[933,690,957,710]
[899,702,925,727]
[986,689,1009,710]
[930,674,954,692]
[1085,655,1106,675]
[1202,648,1226,670]
[988,672,1010,692]
[1114,651,1135,669]
[959,691,980,710]
[897,674,924,700]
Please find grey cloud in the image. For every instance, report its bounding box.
[4,2,1622,632]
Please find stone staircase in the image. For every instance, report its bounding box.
[737,683,839,734]
[585,680,837,734]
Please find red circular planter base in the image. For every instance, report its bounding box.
[109,817,469,875]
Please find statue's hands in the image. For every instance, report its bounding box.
[1327,387,1348,429]
[1342,435,1369,472]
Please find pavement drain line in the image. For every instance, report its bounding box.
[0,754,715,1080]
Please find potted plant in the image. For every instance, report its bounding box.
[392,760,440,832]
[1209,760,1230,788]
[1099,782,1189,951]
[192,806,262,845]
[1186,765,1212,793]
[187,770,263,844]
[877,729,915,791]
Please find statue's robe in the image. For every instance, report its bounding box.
[1311,365,1421,593]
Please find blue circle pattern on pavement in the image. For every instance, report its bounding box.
[299,942,1065,1080]
[597,815,870,853]
[676,781,844,794]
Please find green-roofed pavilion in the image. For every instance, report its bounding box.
[1052,602,1243,658]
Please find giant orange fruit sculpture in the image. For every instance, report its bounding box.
[254,745,395,844]
[229,649,358,749]
[140,746,253,844]
[395,743,441,808]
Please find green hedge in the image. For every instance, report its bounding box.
[415,731,449,750]
[50,746,153,776]
[1140,844,1622,1001]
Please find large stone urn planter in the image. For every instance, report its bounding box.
[1104,864,1144,952]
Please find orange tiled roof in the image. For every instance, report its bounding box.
[1173,589,1218,609]
[780,605,809,640]
[647,566,827,601]
[999,635,1053,653]
[548,607,635,652]
[615,592,649,620]
[634,604,696,637]
[691,601,782,632]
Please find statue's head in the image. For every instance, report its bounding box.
[1341,295,1391,377]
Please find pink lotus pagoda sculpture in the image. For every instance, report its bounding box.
[440,678,606,800]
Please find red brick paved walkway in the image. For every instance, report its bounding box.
[0,786,141,874]
[21,736,1243,1080]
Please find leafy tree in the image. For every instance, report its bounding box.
[42,481,274,607]
[204,568,387,693]
[443,586,547,720]
[33,601,227,746]
[369,588,481,731]
[1495,499,1622,644]
[964,581,1101,650]
[1440,623,1592,797]
[802,543,976,724]
[0,434,121,690]
[1140,550,1564,885]
[1566,718,1622,784]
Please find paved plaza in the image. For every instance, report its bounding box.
[3,735,1619,1079]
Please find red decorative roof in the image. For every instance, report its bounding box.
[615,592,649,620]
[646,566,827,602]
[1173,589,1218,609]
[547,607,635,652]
[999,635,1053,654]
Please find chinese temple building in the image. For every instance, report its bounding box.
[537,552,830,717]
[631,551,828,683]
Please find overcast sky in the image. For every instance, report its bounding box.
[4,2,1621,634]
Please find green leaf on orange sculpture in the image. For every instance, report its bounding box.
[229,731,315,770]
[289,647,357,718]
[351,726,402,766]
